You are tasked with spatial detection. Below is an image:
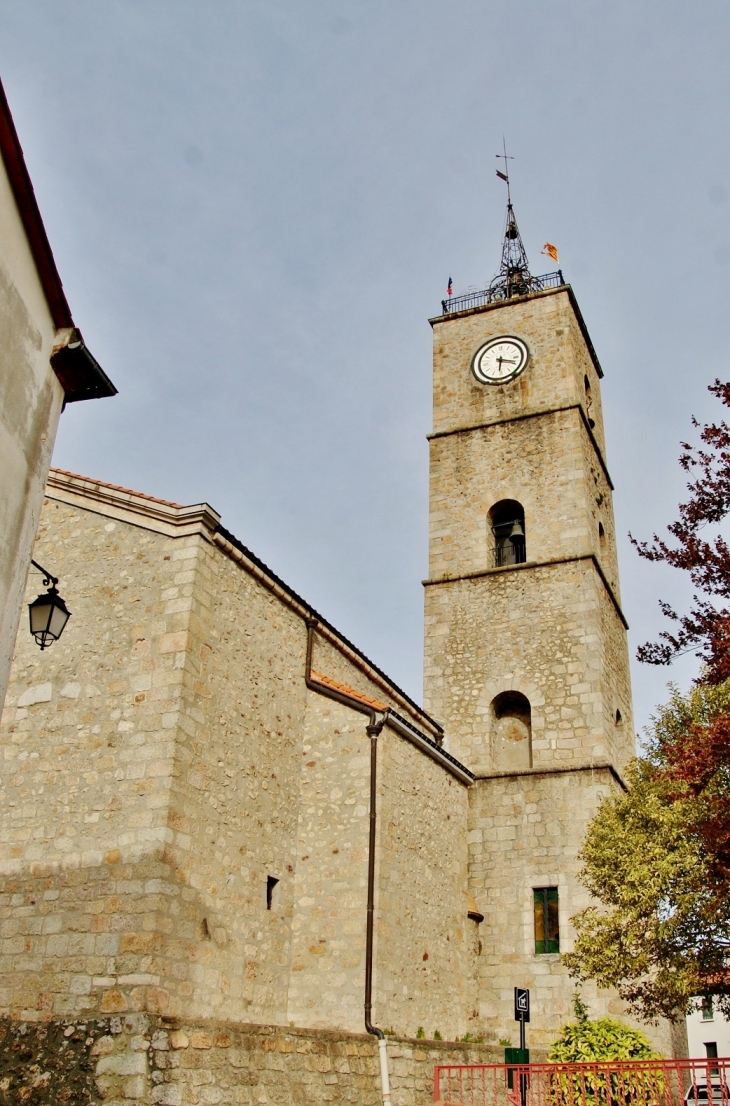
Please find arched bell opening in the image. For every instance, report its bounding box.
[491,690,532,771]
[489,499,526,568]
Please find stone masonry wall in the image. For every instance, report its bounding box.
[428,408,607,582]
[375,727,471,1042]
[287,688,472,1041]
[467,767,676,1056]
[0,484,474,1050]
[424,562,623,773]
[430,289,591,440]
[155,533,308,1025]
[286,695,372,1033]
[0,497,186,1021]
[0,1012,512,1106]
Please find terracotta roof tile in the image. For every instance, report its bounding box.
[310,670,387,712]
[49,468,182,509]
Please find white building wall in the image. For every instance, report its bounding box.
[687,1001,730,1058]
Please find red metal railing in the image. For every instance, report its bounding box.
[434,1058,730,1106]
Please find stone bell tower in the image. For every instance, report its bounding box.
[422,190,655,1048]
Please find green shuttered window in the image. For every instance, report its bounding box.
[534,887,559,954]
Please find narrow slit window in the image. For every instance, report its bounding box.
[266,875,279,910]
[534,887,559,954]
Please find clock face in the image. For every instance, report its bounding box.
[471,335,530,385]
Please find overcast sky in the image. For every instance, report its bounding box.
[2,1,729,736]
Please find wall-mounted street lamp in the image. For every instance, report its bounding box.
[28,560,71,650]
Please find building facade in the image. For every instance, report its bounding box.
[0,210,686,1101]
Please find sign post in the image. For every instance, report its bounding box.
[505,988,530,1106]
[514,987,529,1050]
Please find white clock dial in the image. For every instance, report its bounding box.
[471,335,530,385]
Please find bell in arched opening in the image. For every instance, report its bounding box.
[489,500,526,567]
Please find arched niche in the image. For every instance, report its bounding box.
[489,499,526,567]
[491,690,532,771]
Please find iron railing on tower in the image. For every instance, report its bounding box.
[441,270,565,316]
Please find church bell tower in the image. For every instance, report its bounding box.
[423,185,642,1045]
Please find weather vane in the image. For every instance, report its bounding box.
[495,138,514,203]
[490,141,533,299]
[442,140,562,313]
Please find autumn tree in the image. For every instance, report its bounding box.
[563,682,730,1020]
[565,380,730,1020]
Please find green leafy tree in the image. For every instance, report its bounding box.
[563,684,730,1021]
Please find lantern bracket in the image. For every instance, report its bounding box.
[31,559,59,589]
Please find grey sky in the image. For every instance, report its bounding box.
[2,1,728,735]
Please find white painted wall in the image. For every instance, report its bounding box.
[0,150,64,714]
[687,1000,730,1059]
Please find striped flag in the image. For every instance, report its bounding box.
[447,276,453,296]
[541,242,559,263]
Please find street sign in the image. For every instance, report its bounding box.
[514,987,530,1023]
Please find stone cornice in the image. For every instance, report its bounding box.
[45,468,221,538]
[428,402,614,491]
[424,551,629,629]
[472,761,627,792]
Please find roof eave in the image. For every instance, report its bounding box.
[0,78,117,402]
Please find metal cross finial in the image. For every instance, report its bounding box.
[496,138,514,203]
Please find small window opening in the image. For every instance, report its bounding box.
[584,375,596,429]
[266,875,279,910]
[702,997,714,1021]
[615,709,623,726]
[198,917,212,941]
[491,691,531,771]
[534,887,559,954]
[489,500,526,567]
[705,1041,720,1076]
[598,521,606,554]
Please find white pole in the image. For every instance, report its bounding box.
[378,1037,392,1106]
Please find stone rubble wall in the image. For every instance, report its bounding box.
[424,562,620,773]
[0,1013,512,1105]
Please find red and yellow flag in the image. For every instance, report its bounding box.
[541,242,559,264]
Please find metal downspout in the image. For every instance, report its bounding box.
[365,716,391,1106]
[304,619,391,1106]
